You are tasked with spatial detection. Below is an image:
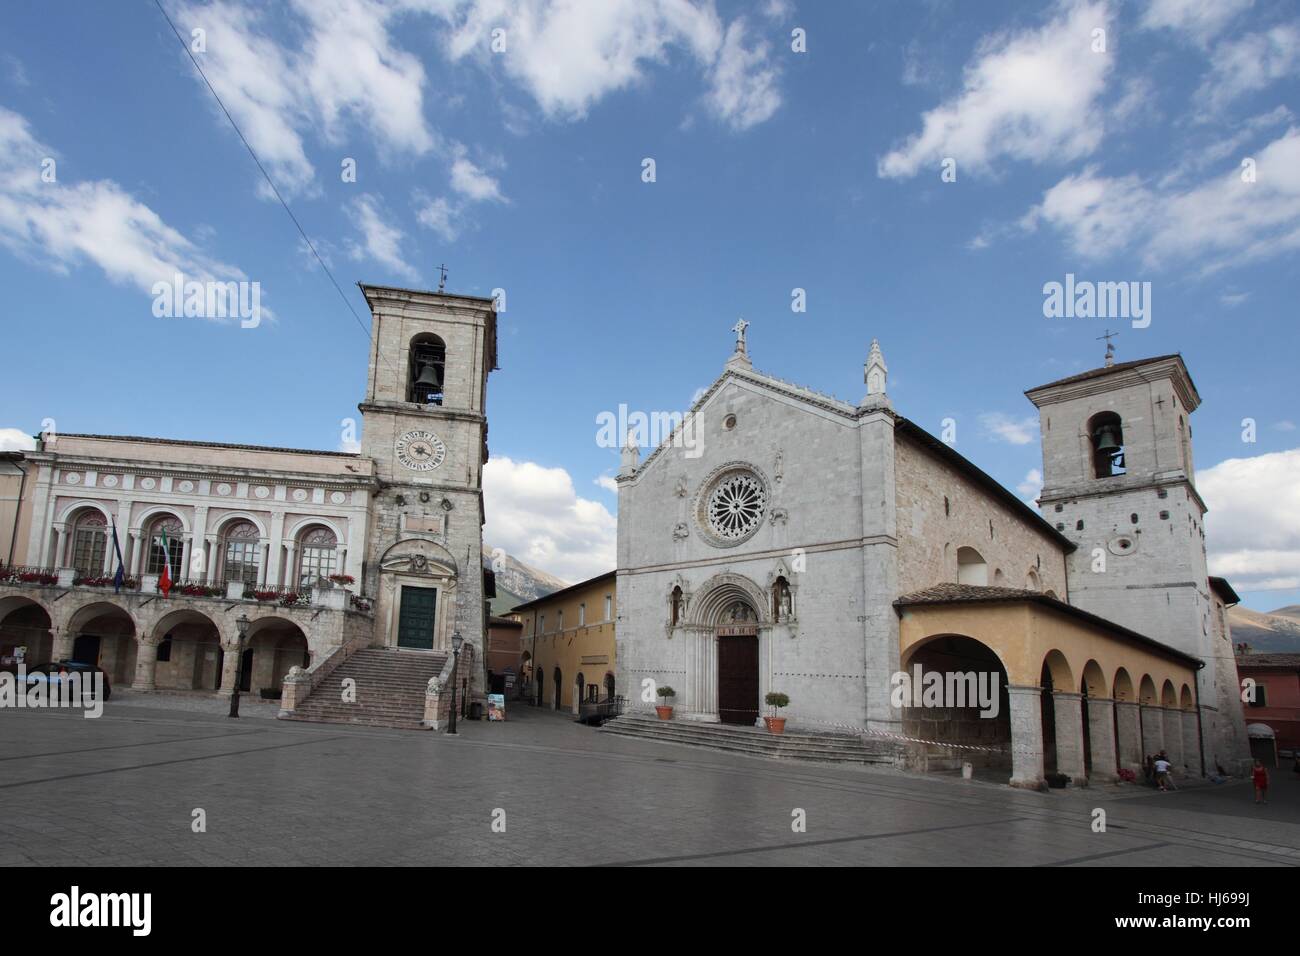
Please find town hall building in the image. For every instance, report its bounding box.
[614,326,1250,786]
[0,284,497,729]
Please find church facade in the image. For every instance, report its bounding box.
[0,285,496,727]
[614,328,1250,786]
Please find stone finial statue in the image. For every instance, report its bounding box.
[619,432,640,477]
[865,339,888,396]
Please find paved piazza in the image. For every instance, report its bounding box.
[1,701,1296,868]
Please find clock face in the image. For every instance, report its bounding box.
[395,430,446,471]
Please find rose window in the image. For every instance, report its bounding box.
[704,471,767,542]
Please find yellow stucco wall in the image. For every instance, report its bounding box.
[511,573,616,712]
[897,600,1198,704]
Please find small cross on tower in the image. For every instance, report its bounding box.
[1097,328,1118,367]
[436,263,448,292]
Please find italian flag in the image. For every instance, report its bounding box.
[158,528,173,596]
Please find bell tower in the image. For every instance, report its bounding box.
[1026,352,1249,772]
[357,283,497,665]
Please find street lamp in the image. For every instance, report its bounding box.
[447,631,463,735]
[228,613,250,718]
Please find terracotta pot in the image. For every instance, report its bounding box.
[764,716,786,734]
[655,705,674,720]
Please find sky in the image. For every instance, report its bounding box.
[0,0,1296,611]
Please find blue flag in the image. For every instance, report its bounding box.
[111,520,126,593]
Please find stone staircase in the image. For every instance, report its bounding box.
[281,648,447,730]
[600,711,900,766]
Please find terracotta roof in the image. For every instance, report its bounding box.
[1025,354,1182,393]
[489,615,524,628]
[51,433,363,459]
[893,417,1076,553]
[1235,653,1300,669]
[509,570,614,613]
[894,583,1203,667]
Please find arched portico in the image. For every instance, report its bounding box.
[65,601,138,687]
[149,608,222,691]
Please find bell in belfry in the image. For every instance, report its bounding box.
[415,362,442,390]
[1093,423,1121,453]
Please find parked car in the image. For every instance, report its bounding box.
[22,661,112,701]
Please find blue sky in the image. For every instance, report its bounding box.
[0,0,1296,610]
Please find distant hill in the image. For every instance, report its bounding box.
[1228,605,1300,653]
[483,545,568,616]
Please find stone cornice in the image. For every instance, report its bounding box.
[27,452,377,491]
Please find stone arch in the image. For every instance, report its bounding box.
[1040,649,1074,691]
[64,600,138,686]
[55,499,115,526]
[1080,659,1107,698]
[150,607,222,691]
[686,572,769,627]
[243,615,310,696]
[1044,588,1059,599]
[378,538,458,575]
[1138,674,1158,705]
[134,505,191,534]
[1180,684,1194,710]
[211,511,269,539]
[899,633,1012,775]
[408,332,447,404]
[956,547,988,586]
[1113,667,1135,701]
[286,515,346,543]
[0,595,54,664]
[1160,679,1178,708]
[1025,568,1041,592]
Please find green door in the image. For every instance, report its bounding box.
[397,586,438,649]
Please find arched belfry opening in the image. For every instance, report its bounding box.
[408,333,446,405]
[1088,411,1125,478]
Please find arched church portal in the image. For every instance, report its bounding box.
[716,600,759,726]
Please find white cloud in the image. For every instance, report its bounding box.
[0,428,37,451]
[484,456,617,583]
[0,107,250,304]
[705,19,782,130]
[1017,468,1043,501]
[1201,448,1300,592]
[434,0,781,130]
[1219,291,1250,307]
[1022,127,1300,273]
[2,54,29,87]
[449,147,506,203]
[170,0,434,198]
[1196,23,1300,114]
[1141,0,1254,45]
[980,412,1039,445]
[595,474,619,493]
[1274,421,1296,432]
[346,194,419,282]
[878,1,1114,179]
[415,194,460,241]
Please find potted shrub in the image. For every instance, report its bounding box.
[655,686,676,720]
[328,573,355,587]
[764,691,790,734]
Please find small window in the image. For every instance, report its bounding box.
[578,603,586,627]
[605,594,612,621]
[1130,513,1139,524]
[157,635,173,663]
[1088,411,1125,478]
[1249,686,1268,708]
[944,496,950,516]
[1076,520,1084,531]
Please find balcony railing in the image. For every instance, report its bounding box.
[242,583,312,607]
[0,564,58,586]
[578,695,626,726]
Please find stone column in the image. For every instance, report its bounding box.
[180,536,192,583]
[1140,704,1165,758]
[283,542,298,591]
[1086,696,1118,782]
[1162,707,1183,769]
[1052,691,1088,785]
[130,531,145,575]
[53,525,68,568]
[257,542,270,588]
[51,626,73,662]
[131,637,159,691]
[1008,685,1046,789]
[1181,711,1202,776]
[205,535,220,583]
[1114,701,1143,772]
[219,639,242,696]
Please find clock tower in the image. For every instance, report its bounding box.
[357,283,497,662]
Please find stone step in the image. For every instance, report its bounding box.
[600,712,898,765]
[281,647,451,730]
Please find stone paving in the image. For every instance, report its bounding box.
[0,698,1296,866]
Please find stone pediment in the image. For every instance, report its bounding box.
[379,538,458,577]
